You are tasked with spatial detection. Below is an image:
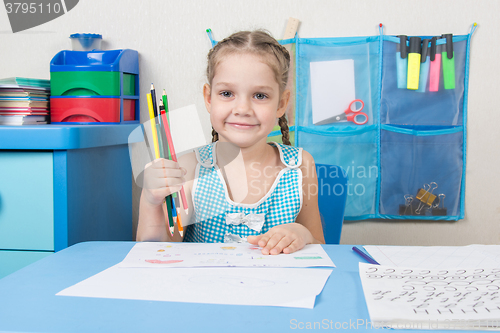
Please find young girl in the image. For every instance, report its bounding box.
[137,30,324,254]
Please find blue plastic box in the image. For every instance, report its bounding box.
[50,49,140,124]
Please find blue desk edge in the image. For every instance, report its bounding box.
[0,124,143,150]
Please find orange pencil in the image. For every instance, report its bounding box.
[176,205,184,237]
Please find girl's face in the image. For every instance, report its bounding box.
[204,53,290,148]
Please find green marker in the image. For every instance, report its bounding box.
[441,34,455,90]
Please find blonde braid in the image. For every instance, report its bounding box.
[211,127,219,143]
[278,115,291,146]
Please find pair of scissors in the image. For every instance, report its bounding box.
[330,99,368,125]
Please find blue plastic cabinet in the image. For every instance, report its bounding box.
[0,124,140,278]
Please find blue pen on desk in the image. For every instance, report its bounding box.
[352,246,380,265]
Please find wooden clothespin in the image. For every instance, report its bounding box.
[283,17,300,39]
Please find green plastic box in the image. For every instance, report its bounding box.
[50,71,135,96]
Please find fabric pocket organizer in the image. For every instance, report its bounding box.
[288,25,474,221]
[208,25,474,221]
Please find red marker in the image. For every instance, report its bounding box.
[429,37,441,92]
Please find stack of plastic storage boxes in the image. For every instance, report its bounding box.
[50,49,139,123]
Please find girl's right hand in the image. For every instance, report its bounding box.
[142,158,186,206]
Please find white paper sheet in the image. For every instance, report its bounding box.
[118,242,335,268]
[310,59,355,125]
[127,104,208,188]
[359,263,500,330]
[168,104,207,156]
[57,266,332,309]
[364,245,500,269]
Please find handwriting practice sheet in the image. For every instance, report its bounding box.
[359,263,500,330]
[118,242,335,268]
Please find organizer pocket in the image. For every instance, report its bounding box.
[298,126,378,218]
[379,125,463,218]
[380,37,467,126]
[296,37,380,129]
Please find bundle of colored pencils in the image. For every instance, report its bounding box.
[147,84,189,236]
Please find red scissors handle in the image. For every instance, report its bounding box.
[345,99,368,125]
[346,112,368,125]
[345,99,365,113]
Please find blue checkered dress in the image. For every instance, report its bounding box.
[183,142,303,243]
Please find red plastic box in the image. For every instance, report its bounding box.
[50,97,135,123]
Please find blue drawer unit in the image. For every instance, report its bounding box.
[0,124,141,279]
[0,152,54,251]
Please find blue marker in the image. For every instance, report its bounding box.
[417,39,431,93]
[396,35,408,89]
[352,246,380,265]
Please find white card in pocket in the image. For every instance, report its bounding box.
[310,59,355,125]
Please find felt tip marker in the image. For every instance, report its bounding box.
[441,33,455,90]
[352,246,380,265]
[396,35,408,89]
[417,39,431,93]
[429,37,441,92]
[407,37,421,90]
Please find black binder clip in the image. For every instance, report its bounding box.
[399,194,414,216]
[432,194,447,216]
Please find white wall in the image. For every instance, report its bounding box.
[1,0,498,245]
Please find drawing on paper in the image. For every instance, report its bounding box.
[294,256,323,260]
[145,259,184,264]
[118,242,335,268]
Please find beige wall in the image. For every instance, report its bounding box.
[2,0,498,245]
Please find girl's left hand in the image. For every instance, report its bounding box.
[247,223,314,255]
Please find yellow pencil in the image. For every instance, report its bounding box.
[147,93,160,159]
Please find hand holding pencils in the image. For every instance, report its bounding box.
[145,83,188,237]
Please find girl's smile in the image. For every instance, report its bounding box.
[225,122,259,130]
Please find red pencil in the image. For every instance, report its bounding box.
[159,99,189,215]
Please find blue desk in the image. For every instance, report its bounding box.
[0,242,474,333]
